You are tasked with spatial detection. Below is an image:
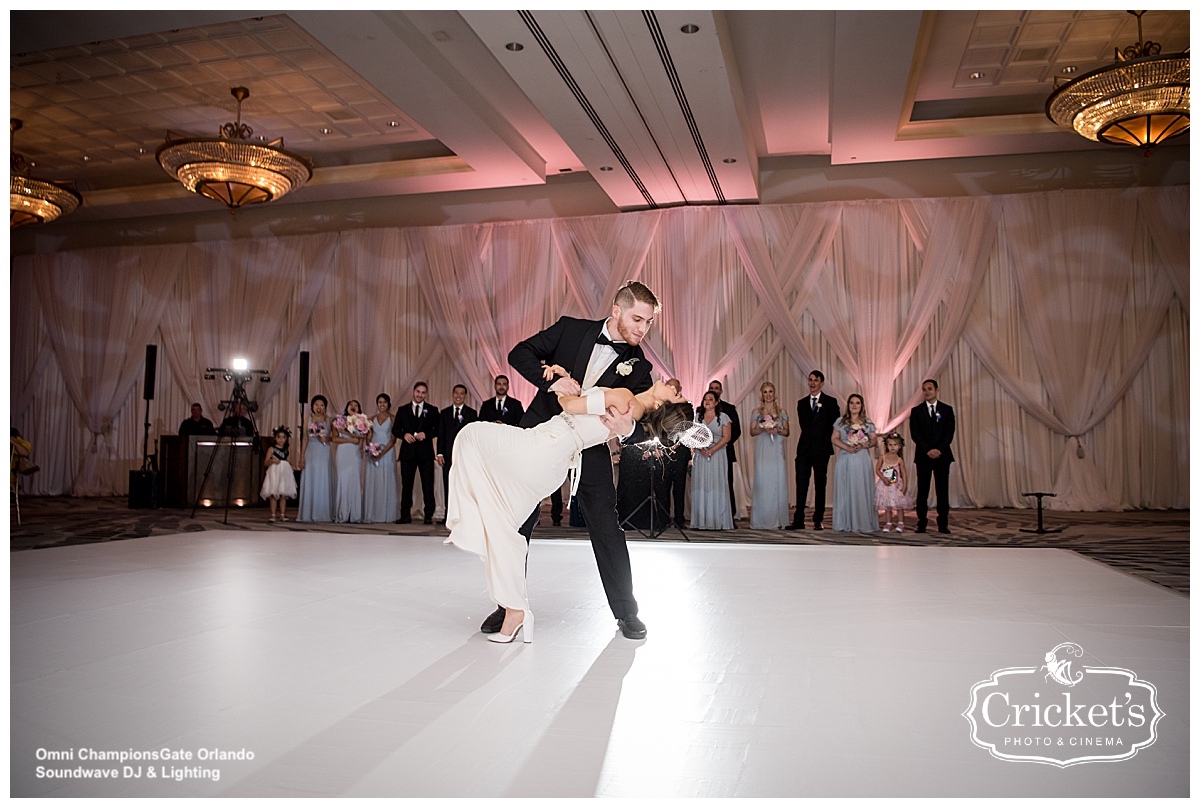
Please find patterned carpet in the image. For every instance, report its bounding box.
[9,497,1189,595]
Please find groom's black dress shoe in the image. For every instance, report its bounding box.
[618,615,647,640]
[784,522,803,531]
[480,606,505,634]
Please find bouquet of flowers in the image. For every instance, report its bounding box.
[847,427,870,449]
[308,420,325,438]
[347,412,371,437]
[332,414,347,432]
[367,442,384,465]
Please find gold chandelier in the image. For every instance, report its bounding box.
[10,119,83,228]
[1046,11,1189,152]
[157,86,313,210]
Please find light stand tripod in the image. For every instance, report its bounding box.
[190,366,269,524]
[618,441,689,541]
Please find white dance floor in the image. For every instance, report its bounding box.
[10,531,1188,798]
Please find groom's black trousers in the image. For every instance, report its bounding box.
[518,442,637,620]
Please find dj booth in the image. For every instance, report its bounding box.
[158,435,271,508]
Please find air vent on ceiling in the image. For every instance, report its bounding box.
[1012,46,1053,63]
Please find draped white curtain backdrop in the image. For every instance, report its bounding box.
[10,187,1187,511]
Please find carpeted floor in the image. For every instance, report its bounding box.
[9,497,1188,595]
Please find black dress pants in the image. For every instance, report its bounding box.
[517,446,637,619]
[793,453,829,527]
[915,460,951,529]
[401,457,435,519]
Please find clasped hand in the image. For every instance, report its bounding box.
[543,363,580,396]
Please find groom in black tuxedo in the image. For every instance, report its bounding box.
[909,378,956,534]
[482,281,659,640]
[786,370,841,531]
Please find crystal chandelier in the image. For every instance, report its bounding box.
[157,86,313,210]
[1046,11,1189,153]
[10,119,83,228]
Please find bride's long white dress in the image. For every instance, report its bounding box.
[446,410,611,611]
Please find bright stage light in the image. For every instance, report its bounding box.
[232,358,249,371]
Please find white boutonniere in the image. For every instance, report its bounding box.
[615,358,638,376]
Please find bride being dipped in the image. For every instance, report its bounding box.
[445,368,706,643]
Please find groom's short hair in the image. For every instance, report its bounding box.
[613,280,660,313]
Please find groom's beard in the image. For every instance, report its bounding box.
[613,317,642,346]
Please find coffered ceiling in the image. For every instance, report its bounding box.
[9,9,1190,224]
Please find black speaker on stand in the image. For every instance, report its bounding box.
[129,344,159,509]
[294,351,310,503]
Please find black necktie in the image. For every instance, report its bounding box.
[811,397,818,412]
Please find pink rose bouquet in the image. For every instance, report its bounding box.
[847,427,870,449]
[347,412,371,437]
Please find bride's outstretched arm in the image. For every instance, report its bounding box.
[557,387,641,418]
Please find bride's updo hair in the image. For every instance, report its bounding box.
[640,401,712,449]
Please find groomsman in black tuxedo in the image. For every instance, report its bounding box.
[435,383,477,523]
[909,379,956,534]
[662,379,691,529]
[478,374,525,426]
[707,379,741,520]
[786,370,841,531]
[394,381,440,524]
[482,280,659,640]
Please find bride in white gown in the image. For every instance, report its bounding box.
[446,373,707,643]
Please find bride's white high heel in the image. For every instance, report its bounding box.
[487,610,534,644]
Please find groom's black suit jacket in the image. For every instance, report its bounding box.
[509,316,652,476]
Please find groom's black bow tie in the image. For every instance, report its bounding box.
[596,334,626,349]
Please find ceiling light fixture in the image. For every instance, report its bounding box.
[505,42,524,52]
[156,86,313,210]
[1046,10,1189,153]
[10,119,82,228]
[680,24,700,34]
[970,71,986,80]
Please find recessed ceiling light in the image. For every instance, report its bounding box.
[81,155,90,161]
[1062,65,1078,74]
[680,24,700,34]
[970,71,986,80]
[388,121,398,127]
[723,158,737,164]
[320,127,331,134]
[599,166,613,171]
[137,147,145,154]
[505,42,524,52]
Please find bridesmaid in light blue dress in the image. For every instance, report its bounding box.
[297,394,333,522]
[832,393,879,532]
[363,393,399,523]
[690,391,734,530]
[333,399,365,523]
[750,382,790,529]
